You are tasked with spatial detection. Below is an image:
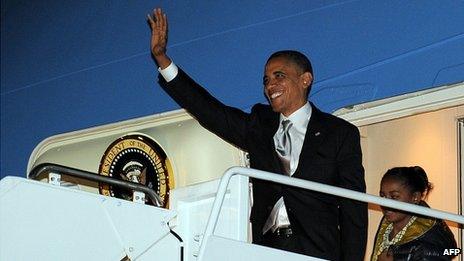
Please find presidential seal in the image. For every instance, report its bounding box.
[98,134,173,207]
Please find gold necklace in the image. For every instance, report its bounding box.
[373,216,417,261]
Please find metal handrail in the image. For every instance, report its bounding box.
[28,163,163,207]
[197,166,464,260]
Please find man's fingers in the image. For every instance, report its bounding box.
[164,14,168,32]
[160,14,167,32]
[155,9,164,29]
[148,8,165,30]
[148,7,168,56]
[149,8,167,37]
[158,9,165,30]
[147,14,155,29]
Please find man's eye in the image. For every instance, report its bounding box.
[276,73,284,78]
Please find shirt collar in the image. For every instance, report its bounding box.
[279,102,312,131]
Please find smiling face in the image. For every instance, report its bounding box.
[380,177,421,226]
[263,57,312,117]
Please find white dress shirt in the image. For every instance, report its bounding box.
[159,62,179,82]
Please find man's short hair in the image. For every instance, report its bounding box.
[267,50,313,76]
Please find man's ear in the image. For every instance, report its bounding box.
[301,72,313,89]
[412,192,422,203]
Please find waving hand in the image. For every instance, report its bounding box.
[148,8,171,68]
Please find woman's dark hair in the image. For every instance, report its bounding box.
[382,166,433,198]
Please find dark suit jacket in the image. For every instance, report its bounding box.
[159,68,367,260]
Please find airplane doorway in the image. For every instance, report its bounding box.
[334,82,464,260]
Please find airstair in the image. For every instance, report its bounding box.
[1,164,462,260]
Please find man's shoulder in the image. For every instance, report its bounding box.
[312,104,358,131]
[250,103,273,114]
[248,103,279,125]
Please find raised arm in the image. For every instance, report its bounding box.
[147,8,171,69]
[147,8,251,151]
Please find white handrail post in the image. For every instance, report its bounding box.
[197,168,237,260]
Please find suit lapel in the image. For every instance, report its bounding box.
[295,104,327,173]
[263,110,286,174]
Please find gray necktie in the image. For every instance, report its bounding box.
[262,120,294,234]
[275,119,292,175]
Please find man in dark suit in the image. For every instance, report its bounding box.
[148,8,367,260]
